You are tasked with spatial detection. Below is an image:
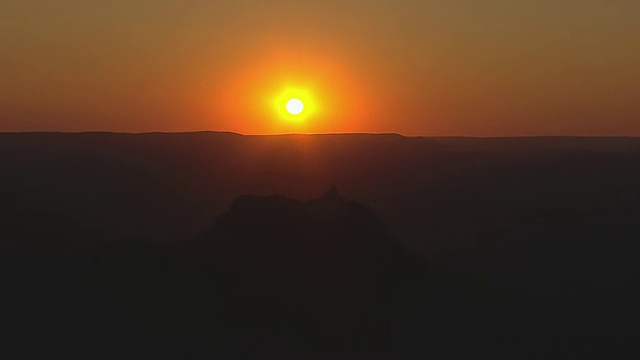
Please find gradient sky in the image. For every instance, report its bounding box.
[2,0,639,135]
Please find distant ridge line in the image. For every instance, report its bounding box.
[0,131,639,140]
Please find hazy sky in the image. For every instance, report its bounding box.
[2,0,639,135]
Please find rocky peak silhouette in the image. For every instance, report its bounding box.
[206,189,407,286]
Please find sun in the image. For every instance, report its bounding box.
[286,98,304,115]
[273,86,316,122]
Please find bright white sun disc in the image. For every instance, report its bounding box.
[286,98,304,115]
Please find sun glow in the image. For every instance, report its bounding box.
[217,47,371,134]
[274,86,316,123]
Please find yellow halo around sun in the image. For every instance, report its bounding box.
[286,98,304,115]
[274,87,316,122]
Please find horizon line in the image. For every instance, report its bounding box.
[1,130,639,139]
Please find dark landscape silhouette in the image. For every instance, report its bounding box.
[2,132,640,358]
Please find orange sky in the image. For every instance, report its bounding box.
[2,0,639,135]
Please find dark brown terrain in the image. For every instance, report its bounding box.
[2,132,640,358]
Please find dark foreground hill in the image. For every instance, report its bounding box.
[3,190,637,358]
[4,190,623,359]
[2,132,640,357]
